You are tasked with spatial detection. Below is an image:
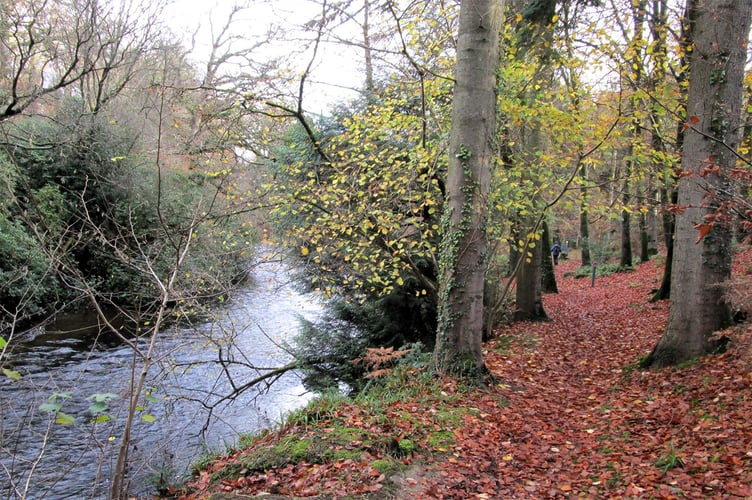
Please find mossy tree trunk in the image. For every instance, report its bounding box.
[644,0,751,368]
[434,0,503,376]
[513,116,548,321]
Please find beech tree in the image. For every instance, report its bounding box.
[643,0,752,367]
[434,0,503,375]
[508,0,557,322]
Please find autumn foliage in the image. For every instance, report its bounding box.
[177,248,752,499]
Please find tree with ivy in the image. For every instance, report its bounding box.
[434,0,503,375]
[262,2,460,388]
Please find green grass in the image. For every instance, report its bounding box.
[427,430,455,451]
[491,333,539,354]
[655,443,685,473]
[184,361,494,495]
[570,263,634,279]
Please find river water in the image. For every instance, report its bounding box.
[0,253,321,499]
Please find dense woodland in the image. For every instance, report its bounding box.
[1,0,751,497]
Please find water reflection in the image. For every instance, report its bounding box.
[0,254,320,499]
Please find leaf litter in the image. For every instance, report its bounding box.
[176,247,752,499]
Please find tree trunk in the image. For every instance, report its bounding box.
[508,216,521,277]
[652,0,690,302]
[579,164,591,267]
[651,185,675,301]
[639,210,650,262]
[511,8,555,323]
[435,0,502,376]
[541,220,558,293]
[362,0,375,95]
[514,236,548,321]
[620,0,646,268]
[514,120,548,319]
[644,0,751,368]
[620,194,633,267]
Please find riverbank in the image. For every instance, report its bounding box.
[176,248,752,499]
[0,255,319,499]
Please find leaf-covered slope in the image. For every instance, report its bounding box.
[177,248,752,499]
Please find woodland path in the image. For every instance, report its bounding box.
[439,253,752,498]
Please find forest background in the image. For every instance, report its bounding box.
[1,0,751,497]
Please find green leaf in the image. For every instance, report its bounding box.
[88,401,107,414]
[0,337,7,349]
[50,392,73,401]
[88,392,119,403]
[2,368,21,381]
[40,402,62,413]
[56,412,75,425]
[141,413,156,423]
[93,414,111,424]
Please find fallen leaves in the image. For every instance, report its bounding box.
[178,248,752,499]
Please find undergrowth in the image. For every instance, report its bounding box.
[569,263,634,279]
[179,353,476,497]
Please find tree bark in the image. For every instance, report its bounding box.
[620,189,633,267]
[639,210,650,262]
[579,163,592,267]
[541,220,558,294]
[644,0,751,368]
[652,0,692,302]
[620,0,647,269]
[514,116,548,320]
[435,0,502,376]
[510,1,557,323]
[362,0,375,95]
[651,185,676,301]
[514,236,548,321]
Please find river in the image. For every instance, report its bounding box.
[0,253,321,499]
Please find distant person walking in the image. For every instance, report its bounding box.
[551,240,562,265]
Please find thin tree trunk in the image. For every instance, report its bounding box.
[639,210,650,262]
[362,0,374,95]
[620,186,633,267]
[651,186,676,301]
[541,220,558,293]
[652,0,689,301]
[579,163,591,267]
